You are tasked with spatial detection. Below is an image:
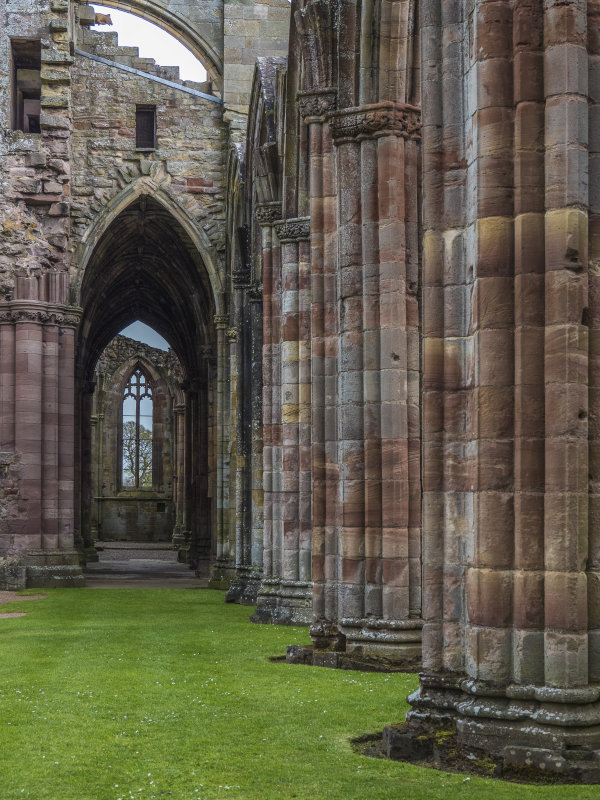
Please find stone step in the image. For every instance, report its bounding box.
[95,541,178,562]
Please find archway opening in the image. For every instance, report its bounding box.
[91,5,209,84]
[86,0,223,91]
[76,196,217,572]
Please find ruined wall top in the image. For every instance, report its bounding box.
[73,0,291,113]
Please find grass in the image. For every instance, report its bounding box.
[0,590,600,800]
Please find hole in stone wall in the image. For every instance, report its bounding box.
[136,105,156,150]
[11,39,41,133]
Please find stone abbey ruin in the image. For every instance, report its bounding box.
[2,0,600,781]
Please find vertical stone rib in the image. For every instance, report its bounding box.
[57,321,76,550]
[465,0,515,686]
[588,0,600,682]
[298,236,312,583]
[42,322,59,550]
[0,320,15,452]
[512,0,546,685]
[363,134,383,620]
[338,137,365,619]
[310,119,327,622]
[281,238,301,584]
[405,132,422,618]
[543,0,590,688]
[420,0,445,673]
[249,289,264,579]
[262,226,275,581]
[211,318,228,564]
[15,314,43,547]
[271,241,283,583]
[439,0,468,676]
[323,127,340,625]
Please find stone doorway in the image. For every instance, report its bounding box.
[76,194,218,572]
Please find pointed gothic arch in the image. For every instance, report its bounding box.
[76,191,219,569]
[89,0,224,90]
[75,178,224,318]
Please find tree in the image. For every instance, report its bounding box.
[122,420,152,488]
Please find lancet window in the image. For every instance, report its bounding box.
[122,368,153,488]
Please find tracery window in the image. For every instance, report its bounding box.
[122,368,153,488]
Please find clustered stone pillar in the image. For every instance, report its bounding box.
[298,89,338,640]
[0,273,83,587]
[172,397,187,557]
[226,271,264,604]
[209,315,236,584]
[387,0,600,778]
[302,99,423,666]
[252,216,313,624]
[256,202,282,605]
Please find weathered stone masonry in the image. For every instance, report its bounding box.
[3,0,600,779]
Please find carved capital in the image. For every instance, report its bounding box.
[331,102,421,144]
[297,88,337,121]
[0,301,82,327]
[255,201,282,227]
[275,217,310,243]
[214,314,229,330]
[226,327,238,343]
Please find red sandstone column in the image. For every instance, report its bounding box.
[172,398,186,552]
[0,309,16,556]
[256,202,282,583]
[14,291,44,551]
[42,320,59,550]
[588,0,600,681]
[512,0,546,685]
[543,0,589,688]
[464,0,516,687]
[336,133,365,622]
[300,94,337,628]
[57,317,77,552]
[420,0,446,674]
[0,314,15,452]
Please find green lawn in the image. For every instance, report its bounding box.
[1,590,600,800]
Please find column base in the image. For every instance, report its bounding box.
[225,568,263,605]
[382,672,600,783]
[0,563,27,591]
[15,549,85,587]
[286,644,414,672]
[250,578,312,625]
[208,558,237,589]
[172,527,191,563]
[297,616,422,670]
[338,616,423,667]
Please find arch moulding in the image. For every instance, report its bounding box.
[75,177,225,316]
[90,0,224,90]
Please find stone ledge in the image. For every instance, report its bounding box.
[286,644,418,673]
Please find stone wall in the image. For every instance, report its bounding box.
[70,24,227,275]
[86,335,182,546]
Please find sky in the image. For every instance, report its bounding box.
[120,322,170,351]
[91,5,208,82]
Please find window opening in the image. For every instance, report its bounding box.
[122,369,153,488]
[136,105,156,150]
[11,40,41,133]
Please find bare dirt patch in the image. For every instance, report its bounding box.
[0,592,47,619]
